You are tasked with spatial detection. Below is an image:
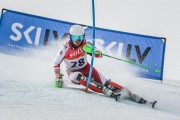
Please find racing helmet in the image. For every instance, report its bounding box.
[69,25,85,48]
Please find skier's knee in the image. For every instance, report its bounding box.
[102,80,114,97]
[103,80,124,97]
[69,72,82,84]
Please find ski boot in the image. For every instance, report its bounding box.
[115,91,147,104]
[131,94,157,108]
[131,94,147,104]
[114,88,147,103]
[102,80,124,97]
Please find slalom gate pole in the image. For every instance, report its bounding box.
[85,0,96,92]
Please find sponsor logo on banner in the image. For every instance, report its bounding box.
[10,23,42,45]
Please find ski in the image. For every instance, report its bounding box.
[136,100,157,108]
[53,74,158,109]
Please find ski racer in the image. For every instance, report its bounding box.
[53,24,149,105]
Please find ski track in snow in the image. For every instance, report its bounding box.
[0,51,180,120]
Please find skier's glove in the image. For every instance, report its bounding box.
[82,44,103,58]
[95,50,102,58]
[86,50,102,58]
[54,74,64,88]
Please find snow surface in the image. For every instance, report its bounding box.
[0,49,180,120]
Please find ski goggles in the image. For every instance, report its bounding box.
[70,35,85,42]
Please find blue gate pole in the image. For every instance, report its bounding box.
[85,0,96,92]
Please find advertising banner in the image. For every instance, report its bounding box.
[0,9,166,80]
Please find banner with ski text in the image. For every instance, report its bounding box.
[0,9,166,80]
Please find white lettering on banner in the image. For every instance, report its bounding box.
[117,42,123,59]
[105,41,117,56]
[10,23,42,45]
[10,23,23,41]
[95,39,123,59]
[95,39,151,64]
[8,43,35,51]
[35,28,41,45]
[24,26,35,44]
[95,39,105,52]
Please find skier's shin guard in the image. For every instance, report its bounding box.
[79,79,102,93]
[104,80,124,91]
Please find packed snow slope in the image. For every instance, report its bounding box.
[0,49,180,120]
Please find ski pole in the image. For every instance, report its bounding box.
[102,54,160,72]
[83,45,160,73]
